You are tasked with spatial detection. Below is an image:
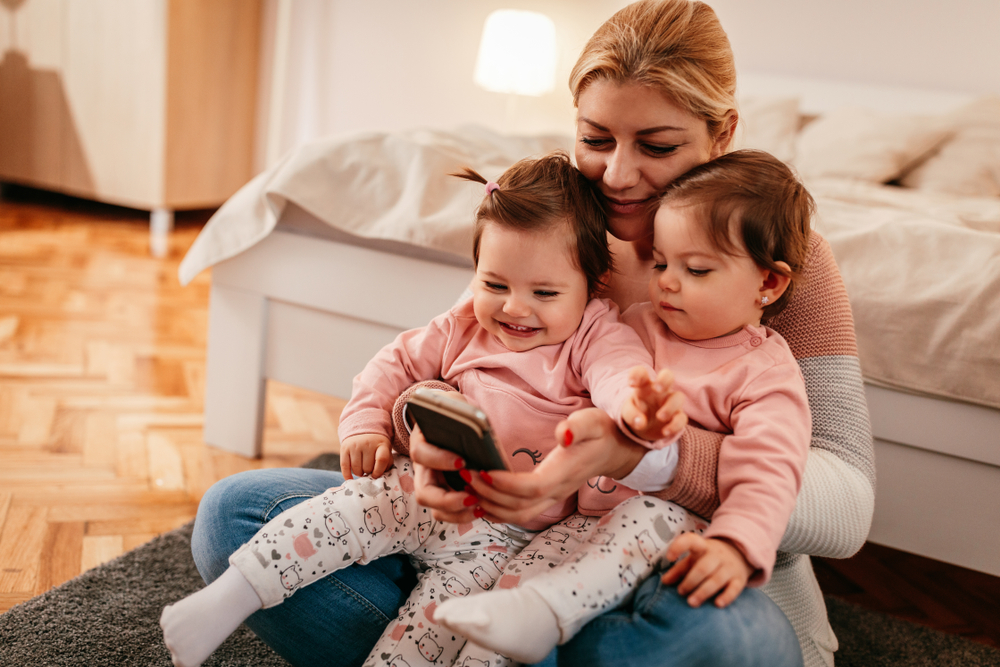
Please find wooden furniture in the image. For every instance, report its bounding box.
[0,0,260,256]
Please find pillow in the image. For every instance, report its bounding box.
[793,107,952,183]
[733,96,801,164]
[900,97,1000,197]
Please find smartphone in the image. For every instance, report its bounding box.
[405,387,508,491]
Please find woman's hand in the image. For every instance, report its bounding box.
[459,408,649,525]
[661,534,753,609]
[409,425,482,524]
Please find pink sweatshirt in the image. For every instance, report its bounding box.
[338,297,658,530]
[578,303,811,584]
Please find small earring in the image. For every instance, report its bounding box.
[760,296,770,306]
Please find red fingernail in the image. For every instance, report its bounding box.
[459,469,472,483]
[563,430,574,447]
[454,457,465,469]
[479,470,493,485]
[463,494,478,507]
[473,507,486,519]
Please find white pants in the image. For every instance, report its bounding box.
[451,513,602,667]
[454,496,704,666]
[230,454,526,666]
[522,495,705,643]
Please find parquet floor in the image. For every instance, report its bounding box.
[0,185,340,615]
[1,185,998,652]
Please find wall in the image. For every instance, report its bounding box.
[256,0,1000,172]
[254,0,627,171]
[710,0,1000,96]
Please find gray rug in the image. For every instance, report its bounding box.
[2,453,998,667]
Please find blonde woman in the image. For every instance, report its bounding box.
[191,2,873,666]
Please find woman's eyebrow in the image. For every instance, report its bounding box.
[578,116,686,135]
[636,125,686,136]
[577,116,609,131]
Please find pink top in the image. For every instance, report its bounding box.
[338,297,659,530]
[578,303,811,584]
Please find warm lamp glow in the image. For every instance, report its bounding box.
[473,10,557,97]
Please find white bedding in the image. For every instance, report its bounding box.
[179,126,570,284]
[807,178,1000,409]
[180,121,1000,410]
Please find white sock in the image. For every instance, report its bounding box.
[160,566,263,667]
[434,587,560,664]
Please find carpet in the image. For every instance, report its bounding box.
[2,453,998,667]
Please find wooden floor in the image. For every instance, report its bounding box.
[815,545,1000,650]
[1,186,998,652]
[0,186,340,615]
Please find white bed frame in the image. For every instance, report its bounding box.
[203,204,475,455]
[202,201,1000,579]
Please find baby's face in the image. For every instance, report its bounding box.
[649,204,767,340]
[473,221,590,352]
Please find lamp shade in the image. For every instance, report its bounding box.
[473,9,557,97]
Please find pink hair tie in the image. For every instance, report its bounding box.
[485,182,500,196]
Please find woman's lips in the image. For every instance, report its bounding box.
[499,321,540,337]
[605,196,652,216]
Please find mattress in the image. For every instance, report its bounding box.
[807,178,1000,409]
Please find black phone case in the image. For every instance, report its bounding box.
[405,388,508,491]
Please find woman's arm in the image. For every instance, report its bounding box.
[778,447,874,557]
[412,408,648,526]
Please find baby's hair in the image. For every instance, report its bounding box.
[453,150,611,297]
[660,149,814,317]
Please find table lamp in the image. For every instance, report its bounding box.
[473,9,557,130]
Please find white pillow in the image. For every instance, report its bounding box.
[733,96,801,164]
[794,107,952,183]
[901,97,1000,197]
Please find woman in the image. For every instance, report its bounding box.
[191,2,874,666]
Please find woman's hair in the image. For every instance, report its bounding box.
[659,149,814,317]
[453,151,611,297]
[569,0,737,141]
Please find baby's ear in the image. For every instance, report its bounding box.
[760,261,792,304]
[592,270,614,299]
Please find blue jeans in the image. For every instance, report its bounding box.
[192,469,804,667]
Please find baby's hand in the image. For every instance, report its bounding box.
[340,434,393,480]
[621,367,688,441]
[660,533,753,608]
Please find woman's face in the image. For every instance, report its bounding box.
[574,79,731,242]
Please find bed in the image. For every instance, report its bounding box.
[178,79,1000,579]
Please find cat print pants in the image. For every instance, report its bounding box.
[449,496,705,667]
[523,495,705,643]
[230,454,526,666]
